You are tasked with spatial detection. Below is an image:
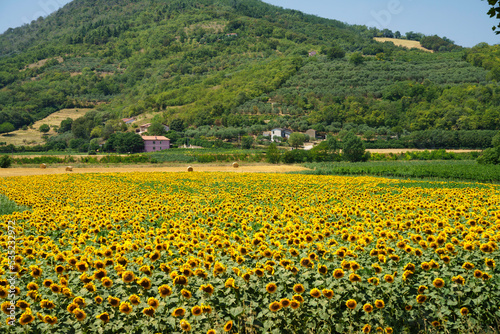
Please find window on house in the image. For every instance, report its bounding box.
[153,147,155,150]
[159,141,162,144]
[153,141,156,144]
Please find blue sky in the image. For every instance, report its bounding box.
[0,0,498,47]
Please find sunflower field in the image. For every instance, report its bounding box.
[0,172,499,334]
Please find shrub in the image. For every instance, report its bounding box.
[0,155,12,168]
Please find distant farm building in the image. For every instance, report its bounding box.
[308,51,317,57]
[122,117,136,124]
[270,128,293,142]
[141,136,170,152]
[305,129,316,139]
[136,123,169,135]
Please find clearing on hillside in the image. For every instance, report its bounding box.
[0,108,93,146]
[374,37,433,52]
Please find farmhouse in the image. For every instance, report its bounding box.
[141,136,170,152]
[136,123,170,135]
[269,128,293,142]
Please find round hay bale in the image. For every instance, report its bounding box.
[187,166,194,172]
[232,162,239,168]
[65,166,73,172]
[40,163,47,169]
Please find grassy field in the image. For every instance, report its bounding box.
[299,161,500,183]
[0,108,93,146]
[374,37,433,52]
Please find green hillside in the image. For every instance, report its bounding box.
[0,0,498,151]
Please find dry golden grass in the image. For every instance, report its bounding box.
[0,108,93,146]
[20,56,64,71]
[374,37,433,53]
[0,164,309,177]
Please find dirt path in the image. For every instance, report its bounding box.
[0,164,309,177]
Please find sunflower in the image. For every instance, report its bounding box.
[102,277,113,288]
[223,320,233,332]
[107,296,120,307]
[310,288,321,298]
[137,277,152,289]
[346,299,357,310]
[30,266,42,278]
[431,321,440,328]
[374,300,385,309]
[416,295,427,304]
[417,285,427,294]
[119,302,133,315]
[172,307,186,317]
[280,298,291,308]
[432,278,445,289]
[420,262,431,271]
[269,301,282,312]
[96,312,110,323]
[460,307,469,316]
[43,315,58,325]
[207,330,216,334]
[94,296,103,304]
[158,284,173,297]
[180,319,191,331]
[192,305,203,316]
[55,265,65,275]
[367,277,380,286]
[266,283,277,294]
[26,282,38,291]
[300,257,313,268]
[143,306,155,317]
[405,305,412,311]
[384,274,394,283]
[129,294,140,305]
[122,271,135,283]
[290,300,301,309]
[16,300,30,310]
[173,275,188,286]
[42,279,53,288]
[322,289,334,299]
[485,258,496,268]
[349,273,361,282]
[66,303,78,313]
[462,262,475,270]
[363,303,374,313]
[40,299,56,309]
[73,308,86,321]
[293,284,305,294]
[362,324,372,333]
[452,275,466,285]
[333,268,345,279]
[147,297,159,310]
[76,261,89,272]
[473,269,483,278]
[293,295,304,303]
[385,327,393,334]
[317,265,328,275]
[19,312,35,325]
[225,278,237,289]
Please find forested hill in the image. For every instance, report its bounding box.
[0,0,498,143]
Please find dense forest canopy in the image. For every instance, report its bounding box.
[0,0,498,150]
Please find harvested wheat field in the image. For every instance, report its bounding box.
[366,149,481,154]
[0,108,94,146]
[0,164,309,177]
[374,37,433,52]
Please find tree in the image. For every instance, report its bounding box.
[477,131,500,164]
[288,132,307,149]
[241,136,254,149]
[146,122,167,136]
[104,132,144,153]
[485,0,500,34]
[349,52,364,66]
[58,118,73,133]
[0,122,15,134]
[325,46,345,60]
[170,119,185,132]
[266,143,281,164]
[0,155,12,168]
[39,124,50,133]
[342,132,369,162]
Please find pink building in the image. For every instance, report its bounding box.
[141,136,170,152]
